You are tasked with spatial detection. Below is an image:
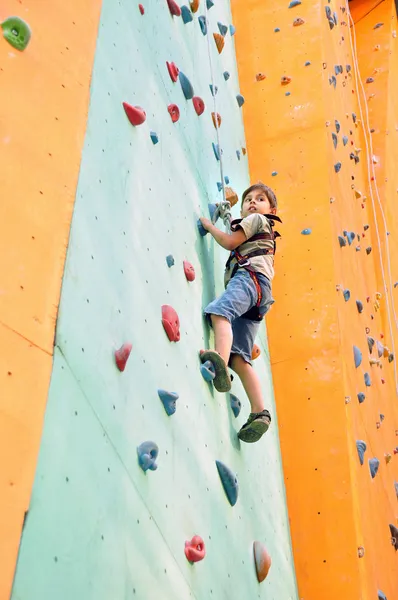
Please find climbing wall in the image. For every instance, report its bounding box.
[10,1,298,599]
[231,0,398,598]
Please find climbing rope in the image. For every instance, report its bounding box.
[346,3,398,395]
[203,4,232,234]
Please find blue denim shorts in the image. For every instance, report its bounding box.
[204,270,274,364]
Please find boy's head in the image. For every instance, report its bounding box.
[241,183,277,218]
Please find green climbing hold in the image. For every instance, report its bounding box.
[1,16,31,51]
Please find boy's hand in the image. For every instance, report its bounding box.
[199,217,213,231]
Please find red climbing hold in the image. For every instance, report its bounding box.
[253,541,272,582]
[123,103,146,126]
[252,344,261,360]
[183,260,195,281]
[211,112,222,128]
[167,0,181,16]
[162,305,181,342]
[192,96,205,116]
[114,343,133,372]
[185,535,206,562]
[281,75,292,85]
[139,4,145,14]
[168,104,180,123]
[166,61,179,82]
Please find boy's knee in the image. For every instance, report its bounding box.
[230,353,249,372]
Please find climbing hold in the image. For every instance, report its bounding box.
[389,524,398,550]
[229,24,236,35]
[293,17,305,26]
[358,546,365,558]
[168,104,180,123]
[385,453,392,464]
[181,5,193,23]
[161,305,180,342]
[357,392,365,403]
[242,147,247,155]
[217,21,228,36]
[225,187,239,208]
[253,541,272,582]
[137,441,159,472]
[338,236,346,247]
[366,77,374,84]
[335,120,341,133]
[193,96,205,116]
[198,15,207,35]
[215,460,239,506]
[288,0,301,7]
[166,254,175,267]
[213,33,225,53]
[367,336,375,353]
[325,6,331,18]
[342,135,348,145]
[230,393,242,418]
[365,246,372,256]
[378,591,387,600]
[1,16,31,51]
[210,113,222,129]
[356,441,367,465]
[217,182,222,192]
[206,0,213,8]
[285,92,291,96]
[158,389,179,416]
[301,228,311,235]
[212,142,221,161]
[190,0,200,11]
[343,289,350,302]
[328,18,335,30]
[304,61,311,66]
[123,103,146,126]
[114,343,133,372]
[334,162,342,173]
[236,94,245,107]
[374,22,384,29]
[274,27,281,32]
[281,76,292,85]
[364,372,371,386]
[252,344,261,360]
[332,133,338,148]
[223,71,230,81]
[139,4,145,14]
[150,131,159,145]
[356,300,363,313]
[183,260,195,281]
[166,61,179,82]
[271,171,278,177]
[353,346,362,368]
[236,150,241,160]
[209,84,218,96]
[369,457,380,478]
[167,0,182,16]
[256,73,266,81]
[185,536,206,563]
[200,360,215,382]
[352,113,357,124]
[197,203,219,236]
[179,71,194,100]
[329,75,337,88]
[346,231,356,245]
[376,340,384,358]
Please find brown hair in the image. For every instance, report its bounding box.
[241,182,278,210]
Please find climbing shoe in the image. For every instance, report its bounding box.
[238,410,271,443]
[200,350,231,392]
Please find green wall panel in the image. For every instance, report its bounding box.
[12,1,298,598]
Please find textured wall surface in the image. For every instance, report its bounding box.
[232,0,398,598]
[10,1,298,599]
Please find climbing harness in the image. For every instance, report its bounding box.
[225,215,282,321]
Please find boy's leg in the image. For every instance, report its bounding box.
[210,315,233,365]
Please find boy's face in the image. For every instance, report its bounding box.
[241,188,276,218]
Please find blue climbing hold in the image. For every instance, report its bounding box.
[364,372,371,387]
[288,0,301,7]
[218,21,228,36]
[338,236,346,247]
[229,24,236,36]
[223,71,230,81]
[334,162,342,173]
[378,591,387,600]
[374,22,384,29]
[200,360,216,382]
[285,91,291,96]
[230,393,242,418]
[206,0,214,7]
[346,65,351,73]
[367,336,375,353]
[181,5,193,23]
[357,392,365,403]
[343,289,350,301]
[236,94,245,107]
[352,113,357,123]
[137,441,159,472]
[329,75,337,88]
[328,18,335,30]
[342,135,348,146]
[332,133,338,148]
[274,27,280,32]
[325,6,331,18]
[236,150,241,160]
[356,300,363,313]
[333,12,338,24]
[335,119,340,133]
[166,254,175,267]
[376,340,384,358]
[197,203,219,236]
[217,181,222,192]
[224,176,230,184]
[347,231,356,245]
[212,142,221,161]
[305,61,311,66]
[158,389,179,416]
[198,15,207,35]
[380,413,385,422]
[150,131,159,145]
[356,440,367,465]
[271,171,278,177]
[366,77,374,84]
[209,84,218,96]
[353,345,362,368]
[215,460,239,506]
[179,71,194,100]
[301,228,311,235]
[369,457,380,478]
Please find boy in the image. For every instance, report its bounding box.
[199,182,281,443]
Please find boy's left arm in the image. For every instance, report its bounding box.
[199,217,247,251]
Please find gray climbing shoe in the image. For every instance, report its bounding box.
[200,350,231,392]
[238,411,271,443]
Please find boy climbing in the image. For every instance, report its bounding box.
[199,183,281,443]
